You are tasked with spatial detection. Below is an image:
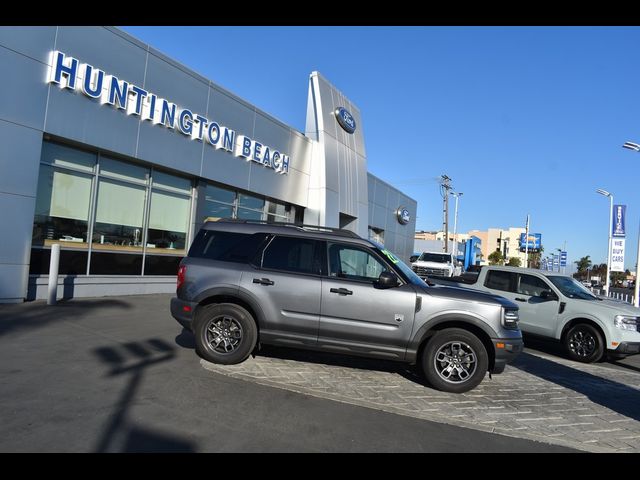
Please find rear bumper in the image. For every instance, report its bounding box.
[491,337,524,374]
[170,297,197,332]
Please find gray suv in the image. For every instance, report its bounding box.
[171,220,523,393]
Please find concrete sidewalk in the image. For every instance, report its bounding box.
[0,294,583,452]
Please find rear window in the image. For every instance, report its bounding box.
[261,236,324,275]
[485,270,517,292]
[188,230,268,264]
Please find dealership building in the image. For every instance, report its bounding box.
[0,26,417,303]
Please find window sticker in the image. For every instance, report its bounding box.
[381,249,400,264]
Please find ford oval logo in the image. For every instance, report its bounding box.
[335,107,356,134]
[397,207,410,225]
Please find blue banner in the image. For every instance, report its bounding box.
[560,251,567,267]
[612,204,626,237]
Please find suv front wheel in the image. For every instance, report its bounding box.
[194,303,258,365]
[422,328,489,393]
[564,323,604,363]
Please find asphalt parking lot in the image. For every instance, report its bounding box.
[1,293,638,452]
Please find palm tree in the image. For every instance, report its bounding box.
[575,255,592,273]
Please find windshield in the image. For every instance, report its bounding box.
[547,276,598,300]
[418,253,452,263]
[369,241,427,287]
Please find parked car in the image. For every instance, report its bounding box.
[430,265,640,363]
[171,220,523,393]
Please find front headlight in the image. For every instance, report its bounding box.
[614,315,639,332]
[502,308,519,330]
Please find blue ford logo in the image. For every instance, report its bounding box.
[335,107,356,134]
[397,207,410,225]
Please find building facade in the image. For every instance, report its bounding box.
[0,27,417,303]
[469,227,526,265]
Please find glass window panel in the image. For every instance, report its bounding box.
[517,274,551,297]
[265,201,288,223]
[203,202,234,222]
[89,251,142,275]
[205,184,235,205]
[266,201,287,217]
[485,270,516,292]
[29,248,88,275]
[327,243,386,282]
[32,164,91,248]
[144,255,183,275]
[237,207,264,221]
[238,193,264,211]
[146,190,190,254]
[41,141,96,173]
[262,236,321,275]
[153,171,191,194]
[189,231,267,264]
[100,156,148,184]
[93,178,145,252]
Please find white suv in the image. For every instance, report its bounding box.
[440,266,640,363]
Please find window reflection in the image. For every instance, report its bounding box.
[92,178,146,252]
[147,189,190,254]
[32,162,93,249]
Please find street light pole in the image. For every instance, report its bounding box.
[622,141,640,307]
[450,192,463,265]
[596,188,613,297]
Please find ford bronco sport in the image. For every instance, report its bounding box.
[171,220,523,393]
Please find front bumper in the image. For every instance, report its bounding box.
[170,297,197,332]
[491,337,524,374]
[613,342,640,355]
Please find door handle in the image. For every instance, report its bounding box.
[515,297,527,302]
[253,278,274,286]
[330,288,353,295]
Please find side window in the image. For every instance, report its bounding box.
[262,236,322,275]
[327,243,387,282]
[485,270,517,292]
[188,231,267,264]
[517,274,551,297]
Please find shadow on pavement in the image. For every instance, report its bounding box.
[609,361,640,374]
[511,352,640,422]
[255,344,430,387]
[523,333,640,374]
[175,328,196,349]
[92,338,196,453]
[0,298,132,337]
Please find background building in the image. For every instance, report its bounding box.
[469,227,527,265]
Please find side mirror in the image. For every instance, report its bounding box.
[377,271,399,289]
[409,255,419,263]
[540,290,557,301]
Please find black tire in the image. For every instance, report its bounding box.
[421,328,489,394]
[564,323,604,363]
[194,303,257,365]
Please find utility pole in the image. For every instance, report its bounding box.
[440,175,452,253]
[524,214,530,268]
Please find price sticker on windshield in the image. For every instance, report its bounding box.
[381,249,400,264]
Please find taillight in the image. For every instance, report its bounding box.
[177,265,187,291]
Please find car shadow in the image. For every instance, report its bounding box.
[175,328,196,349]
[511,352,640,422]
[254,344,431,387]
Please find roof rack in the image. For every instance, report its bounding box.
[207,218,361,238]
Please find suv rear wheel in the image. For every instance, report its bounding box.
[422,328,488,393]
[194,303,258,365]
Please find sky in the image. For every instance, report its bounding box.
[120,26,640,272]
